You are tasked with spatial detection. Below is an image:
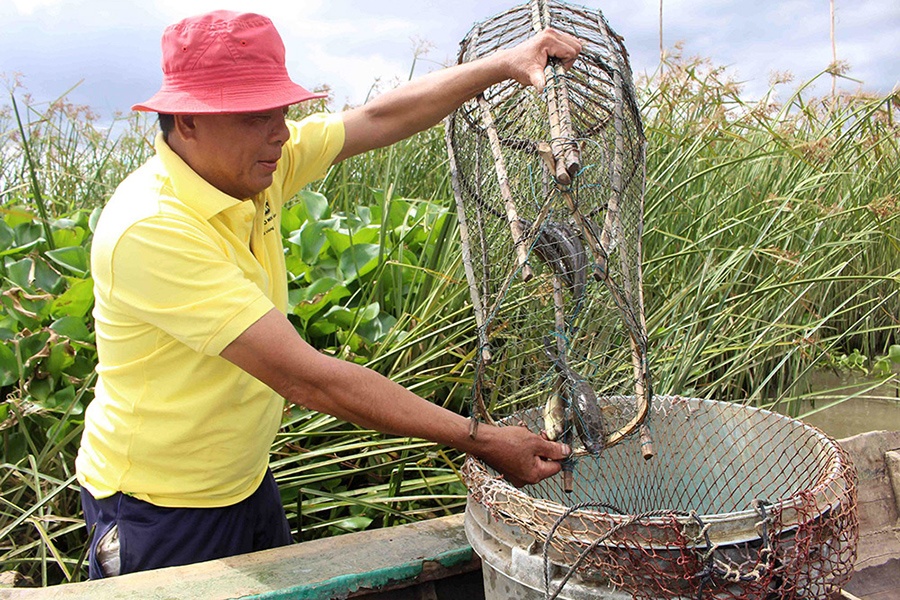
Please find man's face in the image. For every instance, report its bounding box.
[181,107,291,200]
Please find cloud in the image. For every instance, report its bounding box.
[2,0,896,119]
[9,0,63,17]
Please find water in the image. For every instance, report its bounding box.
[777,370,900,440]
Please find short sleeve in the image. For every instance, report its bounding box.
[107,216,275,355]
[279,112,345,200]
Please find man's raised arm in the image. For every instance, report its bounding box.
[334,28,582,163]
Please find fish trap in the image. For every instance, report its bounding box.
[446,0,651,463]
[463,397,858,599]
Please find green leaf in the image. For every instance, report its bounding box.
[0,342,19,386]
[0,237,41,258]
[308,320,338,337]
[50,316,92,342]
[334,516,373,532]
[281,204,303,236]
[19,330,50,362]
[46,342,75,378]
[308,258,340,282]
[873,357,892,378]
[28,374,54,402]
[386,199,411,229]
[357,312,398,344]
[50,277,95,318]
[51,225,86,249]
[289,218,338,264]
[88,206,103,233]
[32,256,64,293]
[285,254,310,280]
[35,384,81,414]
[889,345,900,364]
[324,224,379,256]
[4,207,35,228]
[7,257,34,289]
[354,206,373,227]
[339,244,380,283]
[321,302,379,329]
[52,217,79,230]
[14,221,44,247]
[336,329,363,353]
[299,190,330,221]
[45,246,89,276]
[291,278,350,324]
[0,221,14,251]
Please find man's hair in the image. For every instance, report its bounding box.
[158,113,175,141]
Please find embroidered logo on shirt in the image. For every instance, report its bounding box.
[263,200,277,235]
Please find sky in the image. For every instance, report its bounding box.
[1,0,898,120]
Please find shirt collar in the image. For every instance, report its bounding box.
[154,132,244,220]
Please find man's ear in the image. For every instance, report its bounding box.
[173,114,198,141]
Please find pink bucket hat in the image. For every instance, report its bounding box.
[133,10,326,114]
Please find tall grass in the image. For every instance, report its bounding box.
[0,54,898,585]
[640,55,900,412]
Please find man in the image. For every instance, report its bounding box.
[76,10,580,578]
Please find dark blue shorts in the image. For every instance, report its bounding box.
[81,469,292,579]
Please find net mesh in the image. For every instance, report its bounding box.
[448,1,859,598]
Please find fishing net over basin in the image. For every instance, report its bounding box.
[463,396,858,599]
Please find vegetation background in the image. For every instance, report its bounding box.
[1,49,898,585]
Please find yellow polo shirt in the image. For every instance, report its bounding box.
[76,113,344,507]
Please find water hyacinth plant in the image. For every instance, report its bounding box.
[0,51,898,584]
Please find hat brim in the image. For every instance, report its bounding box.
[132,80,327,114]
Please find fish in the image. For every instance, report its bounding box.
[542,337,606,453]
[542,389,567,441]
[522,219,588,301]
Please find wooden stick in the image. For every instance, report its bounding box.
[444,116,492,367]
[444,116,495,433]
[607,31,653,459]
[476,94,533,282]
[532,0,581,184]
[548,56,581,179]
[554,186,649,453]
[551,276,574,493]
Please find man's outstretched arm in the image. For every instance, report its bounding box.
[334,28,582,163]
[221,308,570,487]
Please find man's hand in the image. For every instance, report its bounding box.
[469,423,571,488]
[499,28,582,94]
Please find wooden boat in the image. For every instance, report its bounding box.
[2,431,897,599]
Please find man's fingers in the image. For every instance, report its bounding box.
[529,68,546,93]
[543,28,583,65]
[537,456,564,478]
[543,440,571,461]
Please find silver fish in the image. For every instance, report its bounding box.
[542,389,567,441]
[543,337,605,453]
